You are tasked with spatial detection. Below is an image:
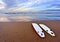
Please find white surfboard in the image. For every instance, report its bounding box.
[39,24,55,37]
[32,23,45,38]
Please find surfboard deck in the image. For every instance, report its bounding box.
[39,24,55,37]
[32,23,45,38]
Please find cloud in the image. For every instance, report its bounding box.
[0,0,6,10]
[2,0,54,12]
[18,0,40,8]
[17,0,53,8]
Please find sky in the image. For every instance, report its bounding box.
[0,0,60,12]
[0,0,60,21]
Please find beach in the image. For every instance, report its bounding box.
[0,20,60,42]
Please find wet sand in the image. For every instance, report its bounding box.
[0,20,60,42]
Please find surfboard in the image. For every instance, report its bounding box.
[32,23,45,38]
[39,24,55,37]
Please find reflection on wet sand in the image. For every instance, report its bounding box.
[0,14,60,22]
[0,16,34,22]
[0,17,10,22]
